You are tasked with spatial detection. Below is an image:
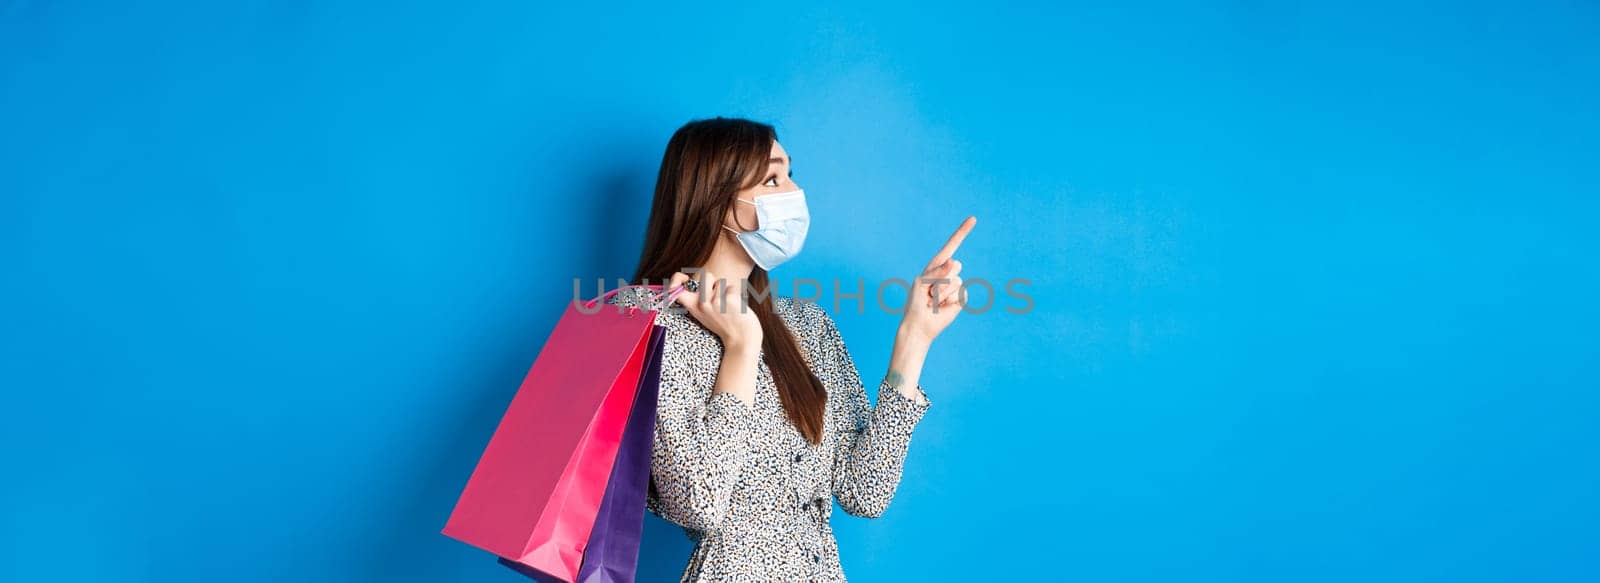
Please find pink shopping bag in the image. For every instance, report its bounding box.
[442,285,682,581]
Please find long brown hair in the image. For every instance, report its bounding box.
[630,117,828,445]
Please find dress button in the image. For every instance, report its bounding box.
[793,452,804,462]
[813,553,821,563]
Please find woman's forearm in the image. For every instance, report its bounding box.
[713,340,761,407]
[886,327,932,403]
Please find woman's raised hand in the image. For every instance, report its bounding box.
[899,216,977,346]
[669,270,763,352]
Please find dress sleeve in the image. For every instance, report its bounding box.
[645,333,760,533]
[815,304,932,518]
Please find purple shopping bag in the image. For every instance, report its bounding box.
[501,322,665,583]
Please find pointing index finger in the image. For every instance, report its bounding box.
[926,216,977,270]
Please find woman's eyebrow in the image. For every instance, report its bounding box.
[768,156,790,167]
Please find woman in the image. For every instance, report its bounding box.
[606,116,974,582]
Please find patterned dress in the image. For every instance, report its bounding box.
[606,287,932,582]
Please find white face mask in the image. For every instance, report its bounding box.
[721,189,810,271]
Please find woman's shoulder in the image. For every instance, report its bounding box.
[773,296,834,338]
[774,297,852,380]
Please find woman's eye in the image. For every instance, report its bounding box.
[764,176,778,187]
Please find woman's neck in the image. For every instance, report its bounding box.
[697,236,755,284]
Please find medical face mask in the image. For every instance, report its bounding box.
[721,189,810,271]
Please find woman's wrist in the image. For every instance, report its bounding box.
[894,324,933,354]
[722,337,761,360]
[886,327,930,399]
[715,339,760,407]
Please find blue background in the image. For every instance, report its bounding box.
[3,1,1597,581]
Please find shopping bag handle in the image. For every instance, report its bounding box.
[582,283,688,312]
